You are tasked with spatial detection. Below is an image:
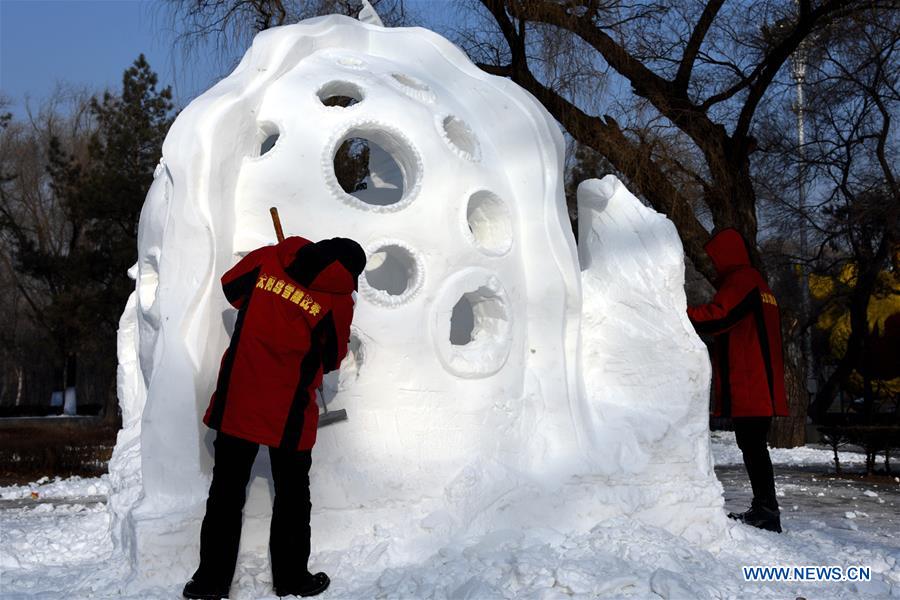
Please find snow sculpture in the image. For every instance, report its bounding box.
[110,14,724,587]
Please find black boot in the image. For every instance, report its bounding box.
[740,505,782,533]
[727,507,753,521]
[275,572,330,597]
[183,578,230,599]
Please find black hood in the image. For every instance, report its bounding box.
[281,236,366,293]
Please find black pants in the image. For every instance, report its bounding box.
[192,431,312,591]
[733,416,779,511]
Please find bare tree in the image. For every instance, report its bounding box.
[0,89,95,410]
[0,57,174,419]
[798,12,899,417]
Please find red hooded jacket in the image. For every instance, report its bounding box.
[203,236,365,450]
[688,229,788,418]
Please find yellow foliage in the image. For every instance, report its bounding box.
[809,272,835,301]
[810,265,900,396]
[838,262,858,287]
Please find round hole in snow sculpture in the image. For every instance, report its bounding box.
[465,190,513,256]
[439,115,480,161]
[258,122,280,156]
[360,241,424,306]
[450,296,474,345]
[434,270,513,378]
[366,248,410,294]
[327,124,422,211]
[317,81,363,108]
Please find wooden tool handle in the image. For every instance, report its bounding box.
[270,207,285,243]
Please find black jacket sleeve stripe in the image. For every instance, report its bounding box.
[692,288,760,335]
[717,333,731,418]
[753,306,778,413]
[208,281,257,430]
[279,346,320,451]
[318,311,339,373]
[278,312,336,450]
[222,267,261,305]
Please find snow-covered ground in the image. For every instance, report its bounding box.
[1,434,898,599]
[710,431,869,468]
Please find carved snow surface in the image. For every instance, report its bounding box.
[109,15,724,590]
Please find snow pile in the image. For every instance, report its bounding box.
[0,476,114,577]
[0,502,112,573]
[105,13,722,591]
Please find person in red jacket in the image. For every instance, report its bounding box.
[183,235,366,600]
[688,228,788,533]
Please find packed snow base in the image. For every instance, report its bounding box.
[2,438,898,598]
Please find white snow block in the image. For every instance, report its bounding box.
[577,176,724,543]
[109,15,723,589]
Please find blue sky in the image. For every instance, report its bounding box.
[0,0,241,117]
[0,0,459,117]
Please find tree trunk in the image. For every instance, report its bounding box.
[770,315,807,448]
[15,365,23,406]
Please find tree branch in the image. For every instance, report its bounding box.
[505,0,732,194]
[734,0,867,156]
[675,0,726,92]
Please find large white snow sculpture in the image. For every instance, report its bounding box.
[110,13,724,587]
